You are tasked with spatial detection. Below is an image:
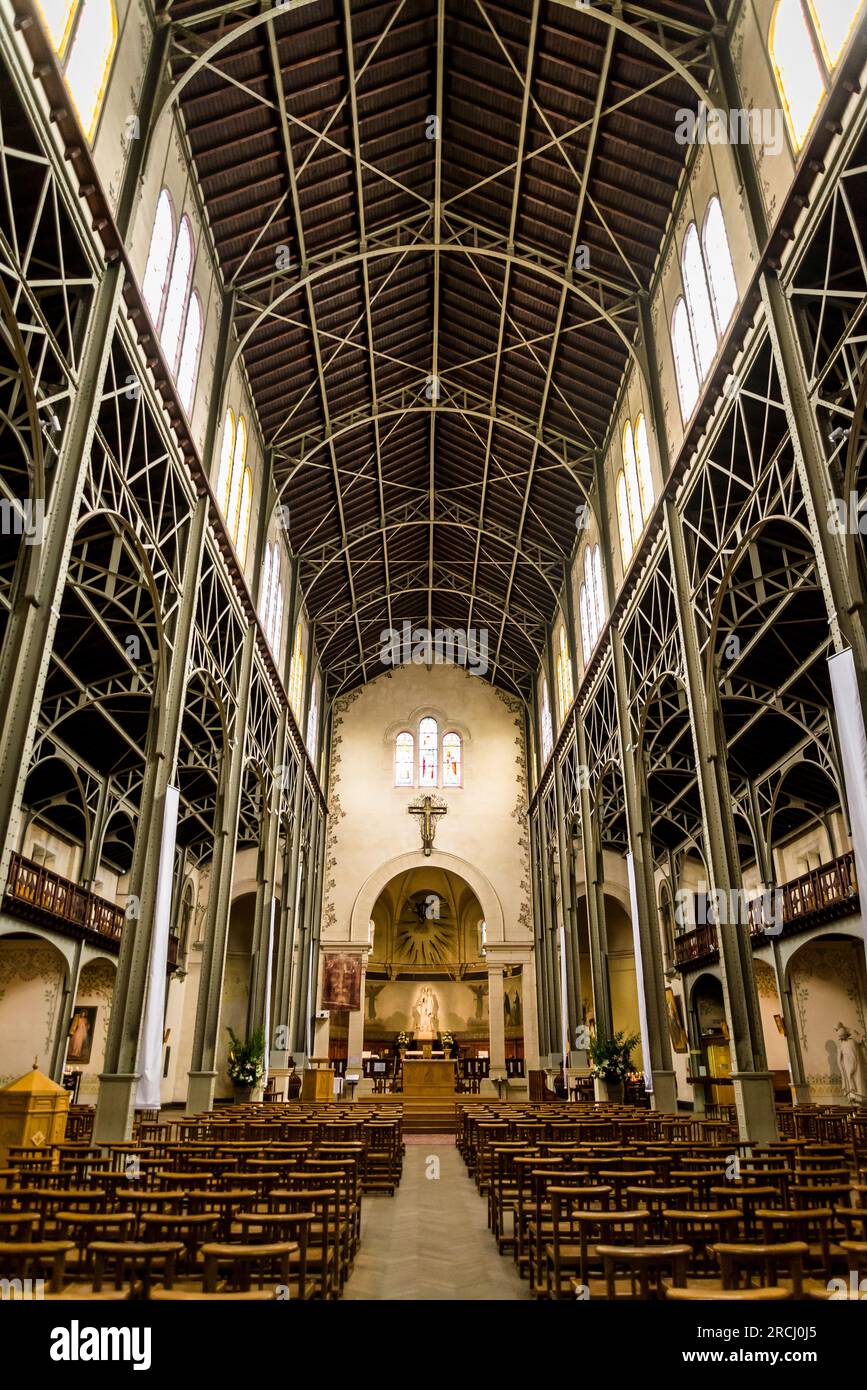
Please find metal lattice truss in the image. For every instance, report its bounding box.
[165,0,717,699]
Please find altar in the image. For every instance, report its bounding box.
[402,1059,457,1096]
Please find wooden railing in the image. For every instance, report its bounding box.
[4,850,127,945]
[748,851,858,935]
[674,921,719,968]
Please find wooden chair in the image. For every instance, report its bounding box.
[665,1284,791,1301]
[595,1243,692,1299]
[0,1211,40,1241]
[711,1241,809,1296]
[89,1241,183,1297]
[547,1209,647,1298]
[662,1208,742,1275]
[0,1239,73,1293]
[199,1241,297,1294]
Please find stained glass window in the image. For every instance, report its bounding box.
[394,732,414,786]
[443,732,462,786]
[419,717,438,786]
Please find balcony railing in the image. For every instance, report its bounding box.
[748,851,859,936]
[4,853,126,944]
[674,921,719,969]
[674,852,860,970]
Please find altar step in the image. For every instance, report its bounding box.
[355,1095,496,1134]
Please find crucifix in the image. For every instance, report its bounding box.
[408,793,447,856]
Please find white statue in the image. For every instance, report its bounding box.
[413,985,439,1037]
[835,1022,867,1105]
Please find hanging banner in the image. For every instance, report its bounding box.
[321,953,362,1010]
[263,895,276,1077]
[828,649,867,964]
[135,785,180,1109]
[626,850,653,1094]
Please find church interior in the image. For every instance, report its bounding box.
[2,0,867,1318]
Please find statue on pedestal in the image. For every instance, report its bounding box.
[412,985,439,1038]
[835,1022,867,1104]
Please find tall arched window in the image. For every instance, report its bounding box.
[141,192,203,410]
[176,292,203,415]
[161,216,193,374]
[671,202,739,423]
[260,542,284,654]
[672,298,700,420]
[419,717,438,786]
[217,410,236,515]
[288,623,305,717]
[142,189,174,324]
[702,198,738,336]
[38,0,118,140]
[306,677,319,758]
[616,470,634,564]
[540,679,553,763]
[579,583,592,664]
[616,417,655,564]
[443,732,462,787]
[579,543,606,662]
[770,0,864,150]
[556,627,573,723]
[218,412,252,562]
[394,731,414,787]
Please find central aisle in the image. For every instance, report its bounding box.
[343,1139,531,1300]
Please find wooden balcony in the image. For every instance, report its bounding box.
[748,851,859,938]
[2,853,180,970]
[674,921,719,970]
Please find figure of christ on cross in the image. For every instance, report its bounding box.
[408,794,447,856]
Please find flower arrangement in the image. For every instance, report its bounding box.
[226,1026,265,1087]
[397,1031,409,1048]
[440,1032,454,1047]
[587,1029,639,1082]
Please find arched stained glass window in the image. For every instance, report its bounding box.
[161,216,193,374]
[579,582,592,663]
[634,414,654,521]
[540,679,553,763]
[443,732,462,787]
[672,298,700,421]
[593,546,604,630]
[176,291,202,415]
[617,419,655,565]
[556,627,573,723]
[236,468,252,565]
[64,0,117,138]
[419,717,438,786]
[682,224,717,380]
[260,542,274,628]
[260,543,284,653]
[288,623,305,717]
[38,0,118,140]
[622,421,643,548]
[616,470,633,565]
[702,198,738,336]
[770,0,830,149]
[306,678,319,757]
[142,189,174,325]
[217,410,235,516]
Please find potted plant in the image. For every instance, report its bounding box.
[397,1030,409,1058]
[588,1029,639,1103]
[226,1026,265,1102]
[441,1031,454,1058]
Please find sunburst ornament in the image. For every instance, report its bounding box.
[394,897,456,965]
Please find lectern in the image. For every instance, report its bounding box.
[301,1057,335,1103]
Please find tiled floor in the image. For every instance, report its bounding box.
[343,1139,530,1301]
